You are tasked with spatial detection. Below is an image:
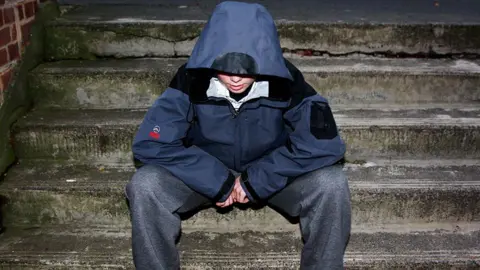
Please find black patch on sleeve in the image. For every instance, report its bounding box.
[310,102,338,140]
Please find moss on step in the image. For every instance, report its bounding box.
[277,23,480,54]
[45,23,204,60]
[2,184,479,227]
[2,190,129,226]
[29,72,167,109]
[46,20,480,60]
[0,1,60,176]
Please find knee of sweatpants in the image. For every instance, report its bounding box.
[309,165,349,200]
[125,164,167,201]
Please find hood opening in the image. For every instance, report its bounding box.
[186,1,293,81]
[211,52,258,76]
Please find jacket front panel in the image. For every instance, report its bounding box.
[186,101,288,171]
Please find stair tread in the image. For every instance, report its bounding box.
[53,2,480,25]
[2,160,479,191]
[0,226,478,268]
[16,106,480,128]
[33,57,480,76]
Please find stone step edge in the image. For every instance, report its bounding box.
[6,221,480,234]
[2,179,479,192]
[8,157,480,167]
[0,251,478,262]
[15,106,480,127]
[31,57,480,76]
[2,160,479,191]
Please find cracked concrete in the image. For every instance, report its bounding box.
[44,3,480,59]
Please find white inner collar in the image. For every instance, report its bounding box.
[206,78,269,110]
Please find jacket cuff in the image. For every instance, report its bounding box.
[240,170,262,203]
[213,171,236,202]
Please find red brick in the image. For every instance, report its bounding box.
[25,2,36,18]
[1,68,12,90]
[3,8,15,24]
[11,25,16,40]
[17,4,25,20]
[0,27,10,47]
[21,20,33,42]
[0,47,7,66]
[7,43,19,61]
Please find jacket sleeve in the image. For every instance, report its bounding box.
[240,63,346,202]
[132,86,235,202]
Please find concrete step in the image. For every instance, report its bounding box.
[45,3,480,60]
[11,106,480,161]
[0,225,478,269]
[1,159,479,227]
[29,58,480,109]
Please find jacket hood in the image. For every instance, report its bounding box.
[186,1,292,81]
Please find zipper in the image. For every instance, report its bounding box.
[219,99,243,169]
[210,97,284,170]
[224,100,240,169]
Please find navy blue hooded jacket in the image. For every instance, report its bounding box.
[132,1,346,203]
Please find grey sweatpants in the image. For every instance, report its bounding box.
[125,164,351,270]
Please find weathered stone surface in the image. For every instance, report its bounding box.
[11,108,480,161]
[29,59,183,109]
[44,4,480,59]
[0,2,61,176]
[0,226,478,269]
[29,58,480,109]
[1,160,478,227]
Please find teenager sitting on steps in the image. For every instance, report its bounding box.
[126,1,351,269]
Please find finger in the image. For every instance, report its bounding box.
[232,189,239,202]
[217,197,230,207]
[239,192,249,203]
[223,197,231,207]
[226,196,233,207]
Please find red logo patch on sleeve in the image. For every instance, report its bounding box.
[149,125,161,139]
[149,131,160,139]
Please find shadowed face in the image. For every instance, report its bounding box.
[217,73,255,94]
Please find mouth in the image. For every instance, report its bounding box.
[229,84,244,91]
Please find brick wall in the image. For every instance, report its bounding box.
[0,0,44,106]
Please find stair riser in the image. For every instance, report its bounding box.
[12,125,480,161]
[1,227,478,269]
[2,187,479,227]
[45,23,480,60]
[0,259,476,269]
[30,69,480,109]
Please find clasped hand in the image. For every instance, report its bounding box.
[216,176,249,208]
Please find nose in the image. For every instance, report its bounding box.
[230,76,242,83]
